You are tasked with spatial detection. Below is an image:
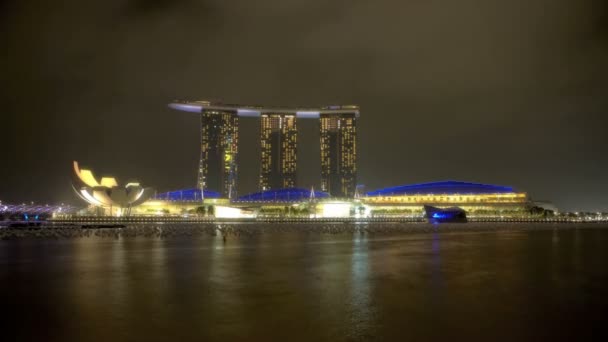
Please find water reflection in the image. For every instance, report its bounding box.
[349,233,374,339]
[2,226,608,341]
[430,230,443,293]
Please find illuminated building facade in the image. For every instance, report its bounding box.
[132,181,542,219]
[198,109,238,198]
[362,181,531,217]
[260,114,297,190]
[320,112,357,198]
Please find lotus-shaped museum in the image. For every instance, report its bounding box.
[72,161,153,215]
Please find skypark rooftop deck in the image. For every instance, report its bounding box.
[169,100,360,118]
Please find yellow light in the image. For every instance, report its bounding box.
[100,177,118,188]
[73,161,103,187]
[79,170,100,187]
[321,202,351,218]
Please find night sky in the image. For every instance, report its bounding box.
[1,0,607,211]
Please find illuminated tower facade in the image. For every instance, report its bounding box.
[259,114,297,190]
[320,113,357,197]
[169,100,360,198]
[197,109,238,198]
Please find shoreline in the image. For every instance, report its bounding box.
[48,215,601,224]
[1,221,607,240]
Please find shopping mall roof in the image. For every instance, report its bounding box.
[153,188,222,201]
[366,181,516,196]
[236,188,330,202]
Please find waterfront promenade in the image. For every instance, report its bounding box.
[47,215,606,225]
[1,219,607,240]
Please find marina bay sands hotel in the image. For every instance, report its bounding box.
[169,100,359,199]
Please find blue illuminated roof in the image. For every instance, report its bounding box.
[153,188,222,201]
[366,181,515,196]
[237,188,330,202]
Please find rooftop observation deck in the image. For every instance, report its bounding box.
[168,100,360,118]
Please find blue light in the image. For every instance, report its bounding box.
[432,212,452,219]
[366,180,515,197]
[24,214,29,220]
[237,188,330,202]
[153,188,222,201]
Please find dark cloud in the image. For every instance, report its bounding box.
[126,0,186,13]
[1,0,607,211]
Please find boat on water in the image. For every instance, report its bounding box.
[424,205,467,223]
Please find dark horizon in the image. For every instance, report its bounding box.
[1,0,607,211]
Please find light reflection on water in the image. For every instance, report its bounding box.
[349,233,373,339]
[2,225,608,341]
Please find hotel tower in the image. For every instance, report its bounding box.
[320,112,357,197]
[259,114,297,190]
[197,108,238,198]
[169,101,359,198]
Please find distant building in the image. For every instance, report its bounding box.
[320,112,357,198]
[197,109,238,198]
[260,114,297,190]
[532,201,559,213]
